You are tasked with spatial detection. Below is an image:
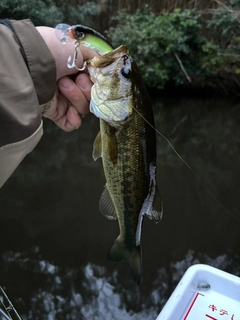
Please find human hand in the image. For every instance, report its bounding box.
[43,72,93,131]
[37,26,96,131]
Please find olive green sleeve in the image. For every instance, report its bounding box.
[0,19,56,188]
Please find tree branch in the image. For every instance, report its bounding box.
[174,52,192,83]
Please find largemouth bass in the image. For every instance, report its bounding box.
[87,45,163,285]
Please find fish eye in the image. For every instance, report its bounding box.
[121,66,131,79]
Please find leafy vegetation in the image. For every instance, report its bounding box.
[207,0,240,50]
[107,5,240,90]
[0,0,63,26]
[0,0,100,27]
[107,7,209,88]
[56,1,100,28]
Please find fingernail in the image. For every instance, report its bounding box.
[59,77,74,90]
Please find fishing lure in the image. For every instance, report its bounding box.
[55,23,113,71]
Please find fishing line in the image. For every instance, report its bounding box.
[133,106,240,222]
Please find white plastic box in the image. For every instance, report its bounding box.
[156,264,240,320]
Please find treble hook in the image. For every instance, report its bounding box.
[67,42,87,71]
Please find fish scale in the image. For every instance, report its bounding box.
[101,117,149,244]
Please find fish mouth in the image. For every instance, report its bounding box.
[87,45,129,69]
[87,45,130,85]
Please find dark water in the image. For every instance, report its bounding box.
[0,96,240,319]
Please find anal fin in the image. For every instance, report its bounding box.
[99,186,117,220]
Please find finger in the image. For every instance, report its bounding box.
[58,76,90,116]
[75,73,93,102]
[44,90,82,132]
[54,105,82,132]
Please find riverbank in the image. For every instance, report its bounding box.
[148,71,240,98]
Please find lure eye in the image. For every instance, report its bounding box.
[121,66,131,79]
[75,30,84,39]
[74,26,85,39]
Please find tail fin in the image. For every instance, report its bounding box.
[107,237,142,285]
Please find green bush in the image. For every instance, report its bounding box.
[107,5,240,89]
[58,1,101,28]
[207,2,240,50]
[205,1,240,76]
[0,0,63,26]
[107,7,209,89]
[0,0,100,27]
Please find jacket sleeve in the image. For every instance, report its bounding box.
[0,19,56,188]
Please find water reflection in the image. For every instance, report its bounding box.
[0,96,239,319]
[0,248,239,320]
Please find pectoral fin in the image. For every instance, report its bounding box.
[93,131,102,161]
[99,186,117,220]
[146,185,163,223]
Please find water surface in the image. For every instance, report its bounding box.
[0,96,239,319]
